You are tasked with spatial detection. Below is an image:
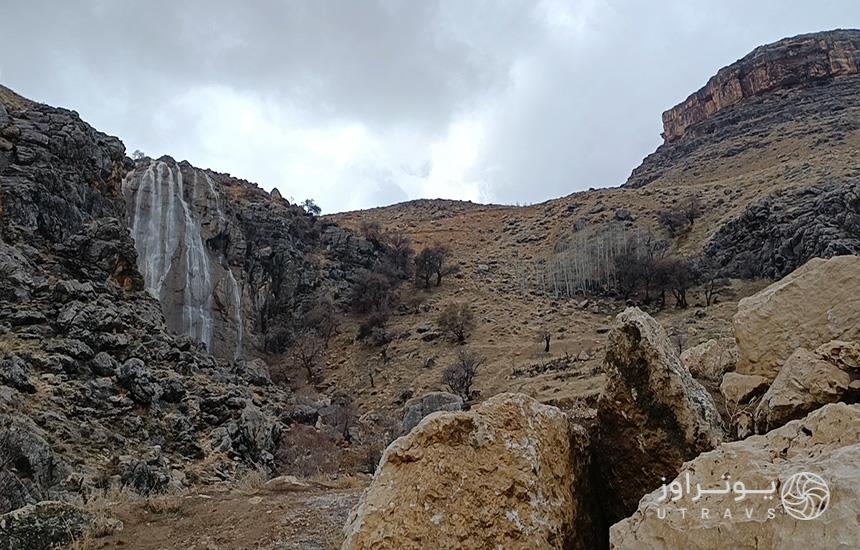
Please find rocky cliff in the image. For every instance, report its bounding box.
[0,86,376,514]
[121,157,380,360]
[661,30,860,143]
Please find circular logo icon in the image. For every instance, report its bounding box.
[780,471,830,520]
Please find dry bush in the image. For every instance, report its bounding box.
[350,269,394,314]
[143,494,184,516]
[437,302,476,343]
[275,425,342,477]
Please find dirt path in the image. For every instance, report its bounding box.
[90,483,364,550]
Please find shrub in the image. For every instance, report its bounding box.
[437,303,476,343]
[442,348,484,400]
[415,243,458,288]
[349,269,394,314]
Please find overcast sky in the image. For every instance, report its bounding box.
[1,1,858,212]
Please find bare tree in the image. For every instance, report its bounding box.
[442,348,484,400]
[539,329,552,353]
[291,333,325,383]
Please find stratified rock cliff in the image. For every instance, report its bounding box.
[661,30,860,143]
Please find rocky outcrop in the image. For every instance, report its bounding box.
[342,393,600,549]
[733,256,860,378]
[595,308,724,522]
[610,403,860,549]
[680,337,738,383]
[704,180,860,279]
[661,30,860,143]
[0,501,93,550]
[400,391,463,434]
[754,340,860,432]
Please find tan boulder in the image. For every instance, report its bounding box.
[681,337,738,383]
[610,403,860,549]
[754,341,860,432]
[719,372,770,406]
[733,256,860,379]
[596,308,724,521]
[342,393,598,549]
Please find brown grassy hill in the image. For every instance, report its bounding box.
[323,31,859,429]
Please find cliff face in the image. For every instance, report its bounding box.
[661,29,860,143]
[122,157,378,360]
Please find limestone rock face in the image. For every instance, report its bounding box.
[596,308,724,522]
[610,403,860,550]
[661,30,860,142]
[754,340,860,432]
[733,256,860,379]
[720,372,770,406]
[400,391,463,434]
[342,393,597,550]
[681,337,738,383]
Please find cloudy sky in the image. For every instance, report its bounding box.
[2,1,858,212]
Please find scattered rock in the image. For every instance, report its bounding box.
[610,403,860,549]
[733,256,860,379]
[596,308,724,521]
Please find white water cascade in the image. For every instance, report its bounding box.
[123,160,244,357]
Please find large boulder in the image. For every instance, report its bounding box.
[754,340,860,432]
[342,393,599,549]
[596,308,724,521]
[733,256,860,379]
[610,403,860,549]
[400,391,463,434]
[681,337,738,383]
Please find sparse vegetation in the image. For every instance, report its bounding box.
[437,303,476,343]
[291,333,325,383]
[302,198,322,216]
[442,348,484,401]
[414,243,458,288]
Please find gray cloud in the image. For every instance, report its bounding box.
[1,1,858,211]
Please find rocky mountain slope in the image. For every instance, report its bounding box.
[0,83,379,520]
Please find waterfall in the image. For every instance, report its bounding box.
[124,160,214,350]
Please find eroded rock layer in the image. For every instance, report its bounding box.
[661,30,860,143]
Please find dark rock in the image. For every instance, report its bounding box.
[115,358,160,404]
[0,501,93,550]
[0,355,36,394]
[89,351,118,376]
